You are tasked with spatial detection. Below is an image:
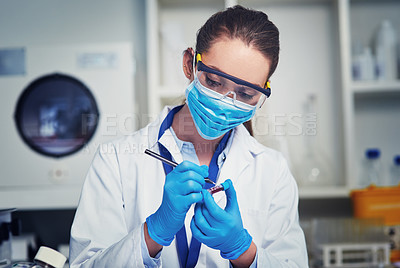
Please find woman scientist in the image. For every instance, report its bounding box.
[70,5,308,268]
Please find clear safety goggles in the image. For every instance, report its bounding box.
[195,53,271,107]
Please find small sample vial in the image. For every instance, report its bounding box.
[390,155,400,186]
[360,148,383,187]
[13,246,67,268]
[207,180,230,195]
[207,184,225,195]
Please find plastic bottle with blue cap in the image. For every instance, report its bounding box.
[390,155,400,186]
[359,148,383,187]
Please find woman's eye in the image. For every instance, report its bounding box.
[205,76,221,88]
[236,88,255,100]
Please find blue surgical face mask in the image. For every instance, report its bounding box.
[185,76,257,140]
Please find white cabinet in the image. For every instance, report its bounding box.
[339,0,400,189]
[146,0,226,117]
[146,0,399,198]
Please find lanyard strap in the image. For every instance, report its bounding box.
[157,105,230,268]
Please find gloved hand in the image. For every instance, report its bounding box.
[146,161,208,246]
[190,179,252,260]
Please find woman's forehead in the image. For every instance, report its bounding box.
[202,38,270,86]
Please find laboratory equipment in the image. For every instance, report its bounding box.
[351,185,400,226]
[387,226,400,264]
[374,20,398,81]
[390,155,400,186]
[360,148,383,187]
[352,42,362,80]
[207,180,230,195]
[296,94,333,187]
[0,43,135,209]
[359,47,375,81]
[14,73,99,158]
[308,218,390,268]
[0,210,13,268]
[144,149,215,185]
[353,46,375,81]
[11,234,36,263]
[351,186,400,264]
[12,246,66,268]
[0,209,19,268]
[320,243,389,268]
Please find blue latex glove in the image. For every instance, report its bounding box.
[190,179,252,260]
[146,161,208,246]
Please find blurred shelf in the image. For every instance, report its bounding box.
[351,80,400,95]
[299,186,350,199]
[351,0,400,4]
[0,186,80,210]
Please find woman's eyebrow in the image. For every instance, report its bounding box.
[208,64,224,73]
[207,64,264,88]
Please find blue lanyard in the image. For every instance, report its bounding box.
[157,105,231,268]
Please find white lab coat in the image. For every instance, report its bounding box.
[70,106,308,267]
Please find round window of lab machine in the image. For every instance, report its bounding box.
[14,73,99,158]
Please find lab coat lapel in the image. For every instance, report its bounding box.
[158,129,183,164]
[213,125,256,205]
[146,106,172,152]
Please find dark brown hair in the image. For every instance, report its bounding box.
[195,5,280,80]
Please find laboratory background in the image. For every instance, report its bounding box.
[0,0,399,267]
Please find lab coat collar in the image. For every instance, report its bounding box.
[146,106,172,153]
[158,128,183,164]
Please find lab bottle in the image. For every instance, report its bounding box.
[359,148,383,187]
[353,45,375,81]
[390,155,400,186]
[296,94,333,187]
[351,42,363,80]
[374,20,398,81]
[12,246,66,268]
[359,47,375,81]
